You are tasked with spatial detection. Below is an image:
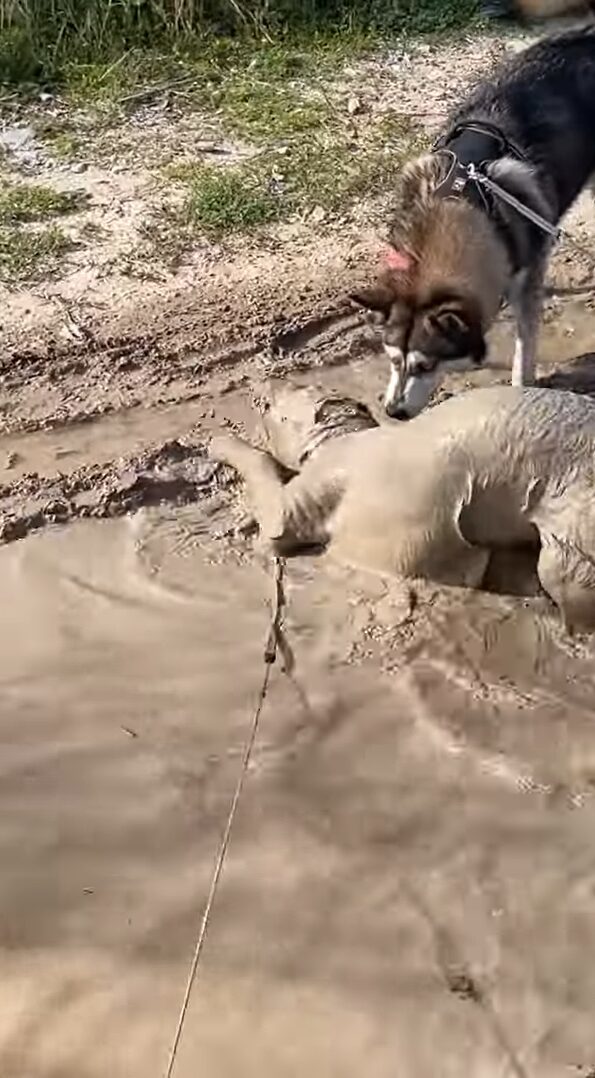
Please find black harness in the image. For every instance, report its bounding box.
[432,121,532,272]
[298,399,377,465]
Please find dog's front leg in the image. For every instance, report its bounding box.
[508,260,547,387]
[210,434,287,540]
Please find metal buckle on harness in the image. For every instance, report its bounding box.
[435,150,488,210]
[451,174,467,196]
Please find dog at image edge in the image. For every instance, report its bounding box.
[517,0,595,15]
[352,27,595,419]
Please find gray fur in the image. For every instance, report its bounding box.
[212,385,595,632]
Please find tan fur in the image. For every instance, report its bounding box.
[386,152,518,326]
[388,153,454,258]
[405,199,510,326]
[263,387,376,470]
[516,0,592,15]
[212,386,595,632]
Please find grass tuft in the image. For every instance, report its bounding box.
[179,165,281,233]
[0,226,73,282]
[167,113,425,237]
[0,180,82,282]
[0,182,83,226]
[213,80,329,141]
[34,121,82,161]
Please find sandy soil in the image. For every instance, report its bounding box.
[4,20,595,1078]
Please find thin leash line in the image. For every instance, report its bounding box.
[164,555,286,1078]
[467,163,595,274]
[468,165,561,239]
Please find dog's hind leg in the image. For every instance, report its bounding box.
[508,257,548,387]
[536,530,595,631]
[210,434,287,540]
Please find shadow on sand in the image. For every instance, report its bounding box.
[537,351,595,396]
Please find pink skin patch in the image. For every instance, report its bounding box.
[383,247,412,273]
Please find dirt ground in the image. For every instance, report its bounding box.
[4,21,595,1078]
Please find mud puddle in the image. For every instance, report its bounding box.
[2,229,595,1076]
[1,293,594,545]
[3,497,595,1076]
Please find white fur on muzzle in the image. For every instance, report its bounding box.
[383,361,404,411]
[384,347,439,419]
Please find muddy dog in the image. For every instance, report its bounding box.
[352,27,595,418]
[212,385,595,631]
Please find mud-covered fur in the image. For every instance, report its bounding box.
[211,385,595,631]
[296,396,377,464]
[354,28,595,418]
[262,388,377,471]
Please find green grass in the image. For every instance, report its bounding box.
[167,113,425,237]
[0,0,477,270]
[42,34,381,110]
[0,180,82,282]
[177,166,281,233]
[0,225,73,282]
[0,2,479,93]
[0,181,83,225]
[33,120,82,161]
[212,79,330,141]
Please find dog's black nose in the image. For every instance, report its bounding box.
[385,403,411,421]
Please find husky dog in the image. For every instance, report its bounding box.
[352,28,595,419]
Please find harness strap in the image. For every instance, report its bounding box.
[433,120,526,164]
[431,121,541,272]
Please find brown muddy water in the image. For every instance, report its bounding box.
[3,291,595,1075]
[2,490,595,1076]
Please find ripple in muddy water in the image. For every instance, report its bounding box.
[2,509,595,1076]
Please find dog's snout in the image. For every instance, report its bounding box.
[385,401,411,421]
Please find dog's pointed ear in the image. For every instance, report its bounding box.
[431,308,468,336]
[350,284,394,315]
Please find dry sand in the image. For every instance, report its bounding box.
[4,23,595,1078]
